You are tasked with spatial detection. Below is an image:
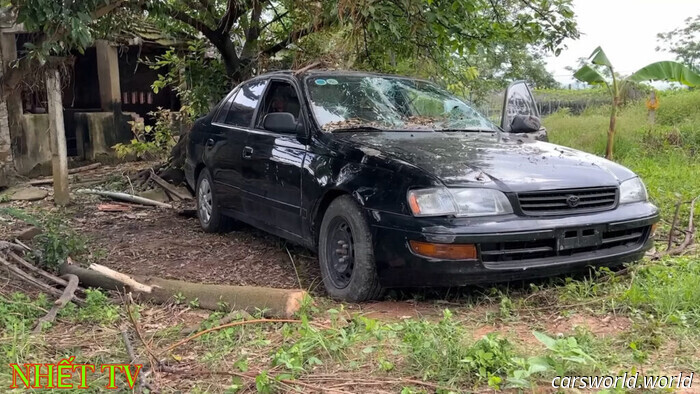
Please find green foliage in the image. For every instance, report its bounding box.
[150,41,229,118]
[629,61,700,86]
[113,108,180,160]
[33,213,89,272]
[56,289,120,325]
[656,89,700,126]
[657,15,700,70]
[12,0,112,57]
[532,331,596,374]
[0,292,49,333]
[342,0,577,101]
[573,46,700,158]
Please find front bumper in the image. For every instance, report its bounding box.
[368,202,659,288]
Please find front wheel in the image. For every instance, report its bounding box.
[318,196,383,301]
[196,168,233,233]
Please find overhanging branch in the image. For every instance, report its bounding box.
[260,17,334,56]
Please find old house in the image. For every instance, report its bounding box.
[0,18,180,186]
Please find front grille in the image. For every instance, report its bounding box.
[517,187,618,216]
[480,225,649,265]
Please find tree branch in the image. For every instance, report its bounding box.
[241,1,264,58]
[261,10,288,31]
[198,0,217,17]
[260,17,334,56]
[93,0,125,19]
[168,9,219,43]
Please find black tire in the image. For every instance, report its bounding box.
[196,168,234,233]
[318,195,383,302]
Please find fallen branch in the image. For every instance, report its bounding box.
[77,189,173,208]
[180,309,253,336]
[162,318,301,354]
[8,251,85,292]
[0,255,85,305]
[60,260,126,291]
[33,274,79,334]
[655,195,699,259]
[664,195,698,256]
[28,164,102,185]
[88,263,153,293]
[68,163,102,174]
[149,172,191,200]
[13,239,33,252]
[121,329,153,394]
[0,258,86,306]
[158,366,351,394]
[0,241,24,253]
[667,197,682,251]
[124,295,160,390]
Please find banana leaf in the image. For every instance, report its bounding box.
[589,46,613,68]
[573,64,609,87]
[628,61,700,87]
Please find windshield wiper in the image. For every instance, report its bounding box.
[437,127,497,133]
[330,125,387,133]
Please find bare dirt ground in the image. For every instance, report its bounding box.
[74,205,321,290]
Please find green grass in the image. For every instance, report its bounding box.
[544,96,700,220]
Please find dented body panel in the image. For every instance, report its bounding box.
[185,70,659,289]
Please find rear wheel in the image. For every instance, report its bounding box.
[318,196,383,301]
[196,168,233,233]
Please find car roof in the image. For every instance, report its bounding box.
[257,69,427,82]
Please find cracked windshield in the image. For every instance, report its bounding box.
[306,75,497,132]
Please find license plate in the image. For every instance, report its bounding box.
[557,227,603,251]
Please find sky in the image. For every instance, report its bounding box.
[545,0,700,86]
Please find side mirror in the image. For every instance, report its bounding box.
[263,112,297,133]
[510,115,541,133]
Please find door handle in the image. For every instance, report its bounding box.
[205,138,215,148]
[242,146,253,159]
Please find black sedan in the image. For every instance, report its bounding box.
[185,70,659,301]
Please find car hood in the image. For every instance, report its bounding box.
[335,131,636,192]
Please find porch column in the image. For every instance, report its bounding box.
[95,40,121,111]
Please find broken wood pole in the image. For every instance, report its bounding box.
[45,68,70,206]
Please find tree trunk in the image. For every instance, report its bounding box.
[59,263,307,318]
[45,69,70,205]
[605,97,618,160]
[0,98,12,188]
[216,37,244,82]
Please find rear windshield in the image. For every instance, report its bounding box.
[305,75,497,132]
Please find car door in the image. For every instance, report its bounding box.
[208,79,268,211]
[239,78,306,239]
[500,80,548,141]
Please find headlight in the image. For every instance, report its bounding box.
[619,177,648,204]
[407,187,513,217]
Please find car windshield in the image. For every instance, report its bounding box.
[305,75,497,132]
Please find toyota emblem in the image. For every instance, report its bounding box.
[566,194,580,208]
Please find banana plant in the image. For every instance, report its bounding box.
[574,47,700,160]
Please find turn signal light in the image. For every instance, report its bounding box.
[409,241,477,260]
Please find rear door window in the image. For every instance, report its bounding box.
[213,90,236,124]
[224,79,268,128]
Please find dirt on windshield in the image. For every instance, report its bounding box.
[322,116,442,132]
